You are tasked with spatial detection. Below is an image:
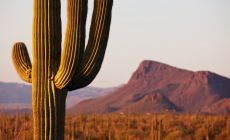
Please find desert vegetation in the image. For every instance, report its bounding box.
[0,113,229,140]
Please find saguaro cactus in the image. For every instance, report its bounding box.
[12,0,113,139]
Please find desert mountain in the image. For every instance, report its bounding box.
[0,82,116,111]
[69,60,230,114]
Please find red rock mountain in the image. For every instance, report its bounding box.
[69,60,230,114]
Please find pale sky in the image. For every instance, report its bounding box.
[0,0,230,87]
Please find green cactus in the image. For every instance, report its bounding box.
[12,0,113,139]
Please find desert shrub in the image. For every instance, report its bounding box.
[0,113,229,140]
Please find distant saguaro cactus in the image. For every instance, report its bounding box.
[12,0,113,139]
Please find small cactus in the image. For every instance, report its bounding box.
[150,114,164,140]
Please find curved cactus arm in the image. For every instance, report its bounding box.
[67,0,113,91]
[54,0,87,89]
[12,42,32,83]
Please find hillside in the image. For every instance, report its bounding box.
[69,60,230,114]
[0,82,116,110]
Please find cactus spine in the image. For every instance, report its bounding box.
[12,0,113,139]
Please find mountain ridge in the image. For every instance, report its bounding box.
[0,82,116,111]
[69,60,230,114]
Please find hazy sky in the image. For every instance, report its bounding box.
[0,0,230,87]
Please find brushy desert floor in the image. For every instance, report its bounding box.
[0,113,229,140]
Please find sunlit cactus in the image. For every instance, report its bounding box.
[150,114,164,140]
[12,0,113,139]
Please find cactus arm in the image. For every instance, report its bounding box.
[12,42,32,83]
[67,0,113,91]
[54,0,87,89]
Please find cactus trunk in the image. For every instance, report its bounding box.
[32,0,65,139]
[33,85,67,139]
[12,0,113,139]
[32,1,62,139]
